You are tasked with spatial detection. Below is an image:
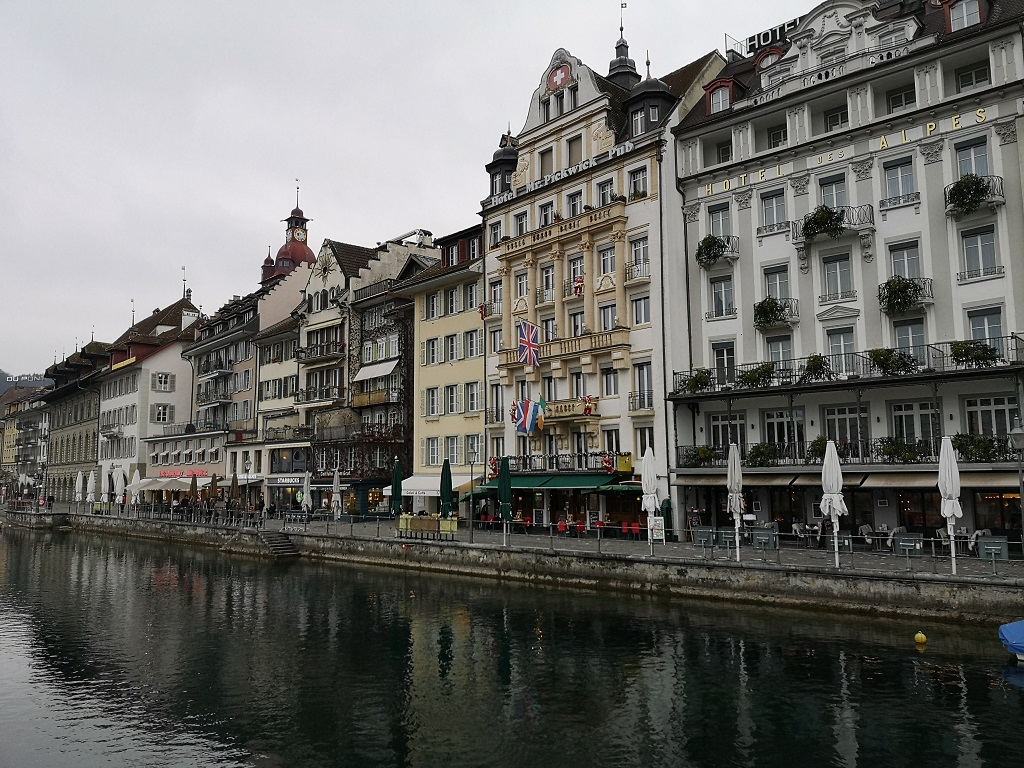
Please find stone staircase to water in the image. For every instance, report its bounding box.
[259,530,300,558]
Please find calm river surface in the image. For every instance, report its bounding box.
[1,527,1022,768]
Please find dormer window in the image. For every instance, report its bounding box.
[950,0,981,31]
[631,109,645,136]
[491,172,501,196]
[649,105,659,123]
[759,52,781,69]
[820,49,845,67]
[710,86,730,114]
[879,27,908,48]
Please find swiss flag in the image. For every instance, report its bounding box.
[547,65,571,91]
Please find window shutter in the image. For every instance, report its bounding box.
[150,373,158,390]
[421,438,427,467]
[457,387,464,413]
[167,405,174,423]
[149,404,157,422]
[457,437,464,464]
[439,340,446,364]
[420,390,426,417]
[420,341,426,366]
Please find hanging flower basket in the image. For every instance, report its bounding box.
[946,174,989,217]
[801,205,846,242]
[695,235,728,269]
[798,353,834,384]
[753,296,788,328]
[681,368,713,394]
[949,340,1001,368]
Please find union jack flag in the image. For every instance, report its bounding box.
[517,320,540,366]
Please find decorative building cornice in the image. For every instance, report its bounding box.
[683,204,700,223]
[789,173,810,196]
[994,120,1018,145]
[851,158,874,181]
[919,139,944,164]
[734,188,753,210]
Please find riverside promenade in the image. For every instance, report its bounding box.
[4,502,1024,623]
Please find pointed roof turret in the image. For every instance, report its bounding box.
[607,25,641,89]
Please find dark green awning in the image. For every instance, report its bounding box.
[480,476,550,490]
[540,474,614,490]
[601,484,644,493]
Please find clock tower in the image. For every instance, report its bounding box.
[261,202,316,283]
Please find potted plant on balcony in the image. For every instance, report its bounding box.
[950,340,1001,368]
[867,348,919,377]
[695,234,728,269]
[753,296,788,328]
[681,445,717,468]
[946,173,989,217]
[798,353,834,384]
[806,434,829,463]
[629,188,648,201]
[951,433,999,463]
[737,361,775,389]
[680,368,714,394]
[878,274,925,315]
[747,442,778,467]
[801,205,846,242]
[876,436,920,463]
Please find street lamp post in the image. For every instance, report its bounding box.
[1009,416,1024,555]
[469,450,478,544]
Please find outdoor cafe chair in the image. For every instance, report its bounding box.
[631,522,641,541]
[576,520,585,537]
[557,520,568,536]
[621,521,629,539]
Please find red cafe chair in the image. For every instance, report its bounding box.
[557,520,567,536]
[621,521,629,539]
[576,520,584,537]
[631,522,641,541]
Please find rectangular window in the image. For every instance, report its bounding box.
[650,105,659,123]
[763,408,805,446]
[968,307,1003,344]
[879,27,907,47]
[712,341,735,386]
[445,436,459,465]
[822,256,853,299]
[490,279,502,305]
[886,86,916,113]
[425,388,439,417]
[717,141,732,164]
[599,245,615,274]
[602,368,619,396]
[426,437,439,466]
[539,202,555,227]
[766,335,792,366]
[567,191,583,218]
[957,62,990,91]
[824,405,868,455]
[961,227,997,278]
[762,191,786,226]
[892,402,939,444]
[465,434,481,464]
[768,124,787,148]
[965,396,1019,436]
[465,329,482,358]
[569,256,584,280]
[827,327,856,374]
[710,413,745,448]
[710,277,734,317]
[956,141,988,177]
[541,317,557,342]
[445,385,459,415]
[516,271,528,298]
[540,265,555,302]
[515,212,528,235]
[635,361,652,394]
[764,266,789,299]
[598,180,614,206]
[570,372,586,399]
[569,311,586,336]
[539,148,553,177]
[425,338,439,365]
[636,425,655,455]
[950,0,980,31]
[490,328,503,353]
[890,242,921,278]
[463,281,478,310]
[489,221,502,247]
[599,303,616,332]
[824,107,849,132]
[567,135,582,166]
[542,375,556,402]
[553,91,564,116]
[445,287,458,316]
[894,319,925,361]
[631,108,645,136]
[710,86,729,113]
[709,204,731,237]
[884,159,915,198]
[629,167,647,196]
[632,296,651,325]
[445,334,458,362]
[631,237,648,265]
[425,293,439,319]
[603,428,620,453]
[819,175,847,208]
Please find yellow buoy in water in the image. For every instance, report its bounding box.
[915,631,927,645]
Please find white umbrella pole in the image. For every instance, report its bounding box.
[734,514,741,562]
[949,518,958,576]
[833,513,840,569]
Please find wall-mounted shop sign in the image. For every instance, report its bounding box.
[268,476,304,486]
[158,469,209,477]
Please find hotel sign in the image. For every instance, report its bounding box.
[745,17,803,56]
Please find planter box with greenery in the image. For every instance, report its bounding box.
[945,173,989,217]
[746,442,778,468]
[798,353,834,384]
[629,189,648,201]
[753,296,791,328]
[801,205,846,243]
[878,274,925,315]
[806,435,828,463]
[951,433,1001,463]
[867,348,919,377]
[949,340,1001,368]
[695,235,729,269]
[876,436,921,464]
[737,361,775,389]
[681,445,718,468]
[680,368,714,394]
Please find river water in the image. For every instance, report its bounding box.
[1,527,1022,768]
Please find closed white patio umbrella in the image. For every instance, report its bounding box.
[727,443,744,563]
[114,469,126,511]
[938,435,963,576]
[100,470,109,510]
[820,440,849,568]
[330,467,342,521]
[129,469,142,507]
[86,470,96,504]
[301,471,312,515]
[74,470,84,503]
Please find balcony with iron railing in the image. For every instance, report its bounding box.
[294,385,344,405]
[944,175,1004,217]
[297,341,346,363]
[877,276,934,314]
[705,304,737,321]
[752,297,799,330]
[756,220,791,238]
[957,264,1004,282]
[481,301,502,318]
[879,191,921,211]
[535,286,555,305]
[196,388,233,405]
[694,235,740,270]
[671,334,1024,398]
[628,390,654,411]
[265,425,314,442]
[625,259,651,281]
[350,388,401,408]
[505,451,632,474]
[313,422,405,444]
[484,406,504,425]
[791,204,874,246]
[819,290,857,303]
[198,358,233,379]
[499,328,630,368]
[563,275,586,299]
[160,421,225,436]
[353,279,395,302]
[676,434,1018,469]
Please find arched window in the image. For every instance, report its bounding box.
[710,86,730,114]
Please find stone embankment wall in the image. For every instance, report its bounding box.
[16,513,1023,624]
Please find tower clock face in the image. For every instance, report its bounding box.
[294,229,306,242]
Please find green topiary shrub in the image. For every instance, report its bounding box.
[695,235,728,269]
[867,348,919,377]
[801,205,846,242]
[946,173,989,217]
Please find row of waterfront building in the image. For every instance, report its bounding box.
[3,0,1023,542]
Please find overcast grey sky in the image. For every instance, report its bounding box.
[2,0,809,375]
